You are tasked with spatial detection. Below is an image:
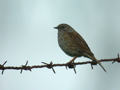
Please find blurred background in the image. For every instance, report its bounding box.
[0,0,120,90]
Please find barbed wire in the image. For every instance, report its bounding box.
[0,54,120,74]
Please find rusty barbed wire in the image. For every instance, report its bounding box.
[0,54,120,74]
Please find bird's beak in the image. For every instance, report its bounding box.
[54,27,58,29]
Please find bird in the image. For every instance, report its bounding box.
[54,23,106,72]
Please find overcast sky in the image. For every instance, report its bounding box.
[0,0,120,90]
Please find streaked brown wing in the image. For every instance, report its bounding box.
[67,31,94,56]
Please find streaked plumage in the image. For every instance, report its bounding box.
[54,24,106,72]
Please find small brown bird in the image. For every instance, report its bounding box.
[54,23,106,72]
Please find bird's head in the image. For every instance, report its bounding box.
[54,24,74,32]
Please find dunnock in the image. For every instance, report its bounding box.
[54,24,106,72]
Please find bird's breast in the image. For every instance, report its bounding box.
[58,31,82,57]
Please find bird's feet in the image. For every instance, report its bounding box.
[66,59,76,68]
[66,57,77,68]
[91,60,97,65]
[66,56,77,65]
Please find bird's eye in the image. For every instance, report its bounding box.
[60,26,65,29]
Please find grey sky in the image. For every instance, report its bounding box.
[0,0,120,90]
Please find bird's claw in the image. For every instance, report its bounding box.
[66,61,75,68]
[91,60,97,65]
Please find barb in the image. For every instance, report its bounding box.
[65,61,77,74]
[91,64,93,69]
[0,55,120,74]
[20,61,31,74]
[0,61,7,75]
[73,67,76,74]
[42,61,56,74]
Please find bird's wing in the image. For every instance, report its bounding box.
[67,31,94,56]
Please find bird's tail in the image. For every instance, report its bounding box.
[88,55,107,72]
